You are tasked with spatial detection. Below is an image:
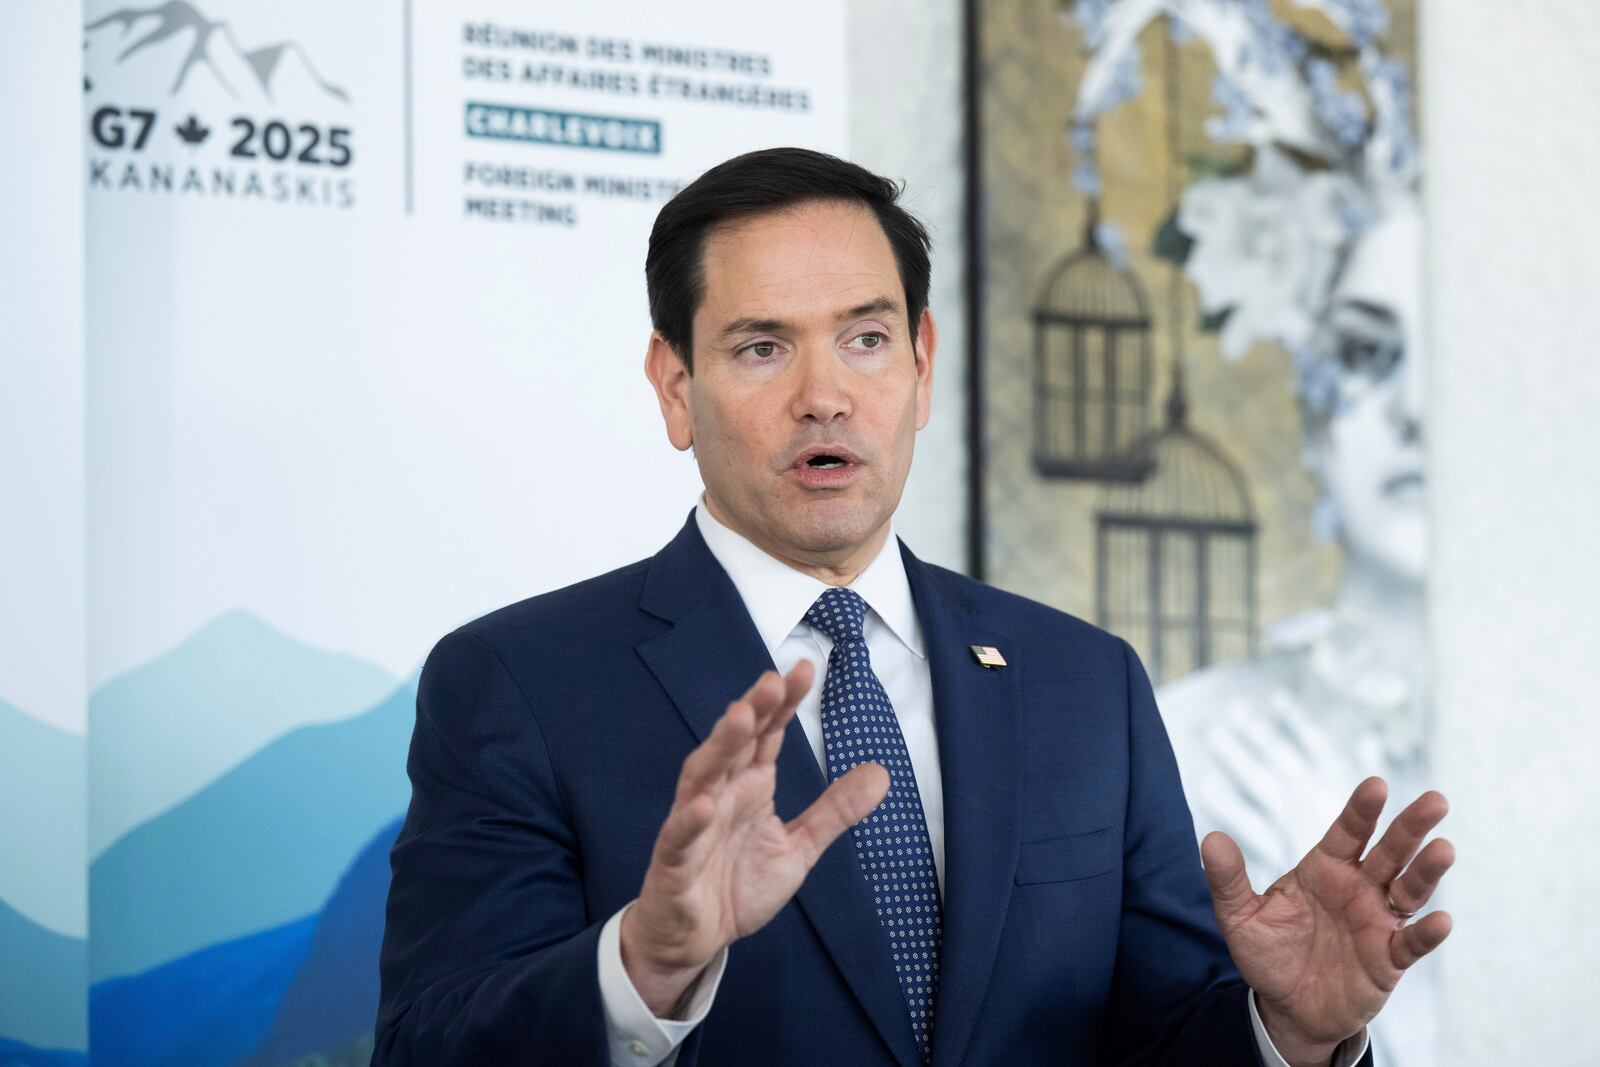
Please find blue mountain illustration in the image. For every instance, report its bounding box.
[90,610,395,857]
[244,818,403,1066]
[90,913,317,1067]
[0,1035,86,1067]
[90,672,419,983]
[84,1,348,103]
[0,894,86,1053]
[0,697,86,938]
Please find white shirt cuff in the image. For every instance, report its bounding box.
[1248,988,1370,1067]
[597,901,728,1067]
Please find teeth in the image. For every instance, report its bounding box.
[809,457,845,469]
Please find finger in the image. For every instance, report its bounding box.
[742,669,790,735]
[1386,837,1456,916]
[1274,698,1340,770]
[653,791,717,869]
[1392,910,1453,970]
[786,762,890,866]
[674,696,760,802]
[1314,776,1388,862]
[1200,831,1258,925]
[755,659,814,766]
[681,670,789,794]
[779,657,814,712]
[1362,790,1449,886]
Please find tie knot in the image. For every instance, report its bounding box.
[804,586,869,645]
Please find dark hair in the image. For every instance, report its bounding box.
[645,147,932,373]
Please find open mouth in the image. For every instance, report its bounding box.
[792,446,862,486]
[1382,471,1424,495]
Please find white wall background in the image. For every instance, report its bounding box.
[1424,2,1600,1063]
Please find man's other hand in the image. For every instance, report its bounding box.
[1202,777,1455,1067]
[620,660,890,1017]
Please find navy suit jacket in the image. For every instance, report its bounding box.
[374,513,1372,1065]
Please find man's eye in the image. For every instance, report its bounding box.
[747,342,777,359]
[856,332,886,349]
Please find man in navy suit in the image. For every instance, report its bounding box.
[373,149,1454,1066]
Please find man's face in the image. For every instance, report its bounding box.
[645,198,935,571]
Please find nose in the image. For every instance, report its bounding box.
[1386,354,1425,448]
[790,344,852,424]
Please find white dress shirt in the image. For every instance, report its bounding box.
[596,500,1368,1067]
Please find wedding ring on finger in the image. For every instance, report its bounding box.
[1386,891,1418,922]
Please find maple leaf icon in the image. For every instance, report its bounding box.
[175,114,210,145]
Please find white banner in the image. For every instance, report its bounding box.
[57,0,849,1062]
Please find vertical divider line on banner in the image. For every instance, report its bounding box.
[404,0,414,214]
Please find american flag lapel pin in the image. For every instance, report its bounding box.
[970,645,1007,669]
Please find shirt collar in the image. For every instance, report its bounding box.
[694,497,926,663]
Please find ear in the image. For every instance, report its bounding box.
[913,306,937,431]
[644,331,695,451]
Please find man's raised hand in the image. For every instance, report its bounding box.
[1201,776,1454,1067]
[620,660,890,1016]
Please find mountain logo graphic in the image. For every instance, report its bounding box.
[85,1,348,104]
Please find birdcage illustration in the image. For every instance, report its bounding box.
[1084,17,1260,683]
[1030,202,1156,481]
[1095,366,1258,684]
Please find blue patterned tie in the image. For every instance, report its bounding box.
[804,586,941,1061]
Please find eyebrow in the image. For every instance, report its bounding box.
[716,297,903,341]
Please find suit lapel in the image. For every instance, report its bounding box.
[901,546,1024,1067]
[635,515,924,1067]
